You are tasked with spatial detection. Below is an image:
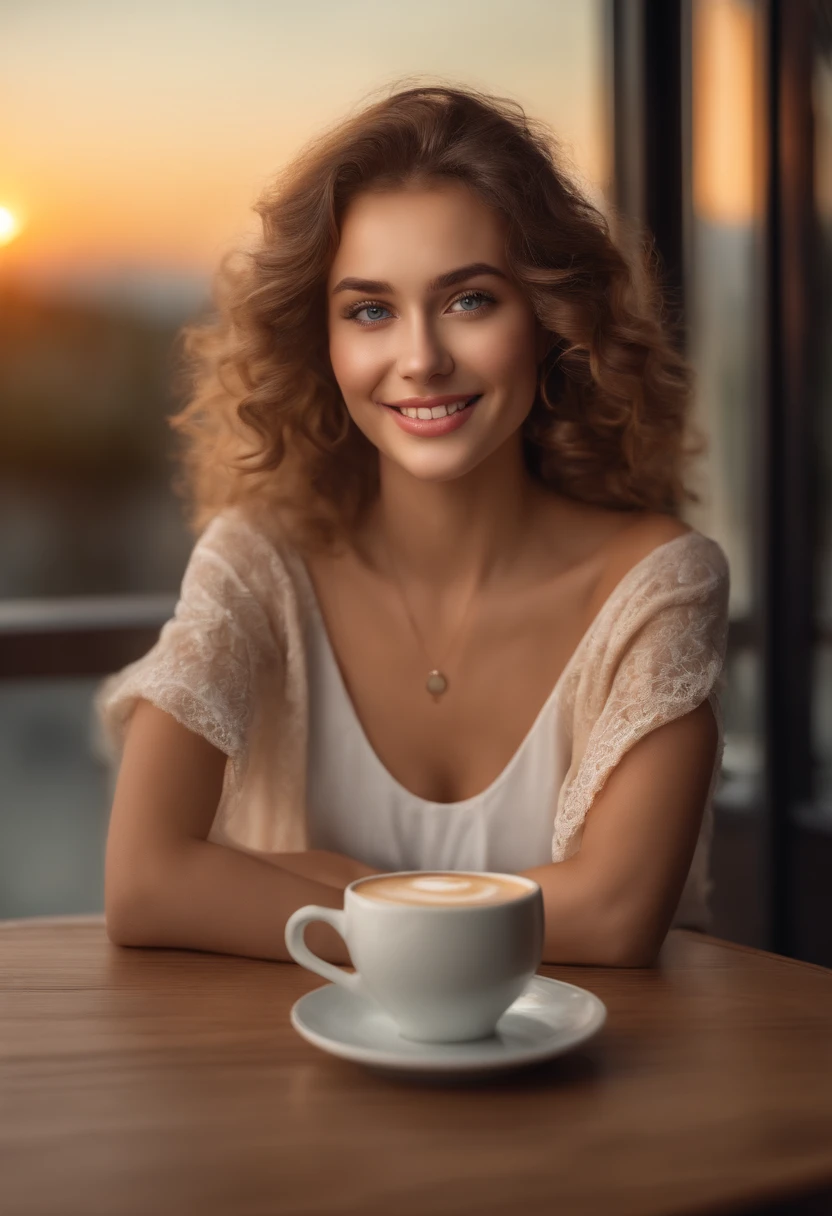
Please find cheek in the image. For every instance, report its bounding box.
[329,335,386,402]
[476,319,539,386]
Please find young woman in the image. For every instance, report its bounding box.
[96,83,729,969]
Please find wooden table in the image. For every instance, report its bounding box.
[2,916,831,1216]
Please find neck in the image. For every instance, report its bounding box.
[360,442,546,596]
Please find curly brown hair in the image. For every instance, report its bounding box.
[169,79,703,555]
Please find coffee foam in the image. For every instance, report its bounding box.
[354,872,531,907]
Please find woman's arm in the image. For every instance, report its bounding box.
[522,519,728,967]
[521,698,719,967]
[105,699,352,965]
[107,692,714,970]
[260,850,383,889]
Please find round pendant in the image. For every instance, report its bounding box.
[426,670,448,696]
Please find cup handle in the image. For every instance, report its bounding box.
[284,905,363,996]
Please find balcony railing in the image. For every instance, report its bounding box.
[0,596,176,678]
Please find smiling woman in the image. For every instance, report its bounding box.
[94,81,729,970]
[166,86,698,554]
[324,183,549,500]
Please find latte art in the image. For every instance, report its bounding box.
[286,868,545,1044]
[355,872,532,907]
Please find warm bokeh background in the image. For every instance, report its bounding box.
[0,0,611,600]
[2,2,610,292]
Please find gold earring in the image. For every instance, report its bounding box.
[538,350,560,412]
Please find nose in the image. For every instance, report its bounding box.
[395,312,455,382]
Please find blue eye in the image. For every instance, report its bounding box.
[344,289,496,327]
[356,304,389,323]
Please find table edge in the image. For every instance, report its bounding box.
[1,916,829,978]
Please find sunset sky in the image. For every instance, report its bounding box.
[0,0,610,302]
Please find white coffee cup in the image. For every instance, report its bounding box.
[284,870,545,1043]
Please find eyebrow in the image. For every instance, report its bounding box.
[331,261,509,296]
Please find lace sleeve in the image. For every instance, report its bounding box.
[553,534,730,861]
[92,512,281,773]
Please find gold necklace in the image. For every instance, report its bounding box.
[381,534,480,699]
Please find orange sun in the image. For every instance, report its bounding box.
[0,206,22,246]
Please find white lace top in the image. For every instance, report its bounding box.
[93,507,730,931]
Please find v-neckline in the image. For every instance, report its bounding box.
[287,531,695,809]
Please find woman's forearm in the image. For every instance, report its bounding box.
[106,840,354,965]
[260,849,383,889]
[520,856,649,967]
[263,852,633,964]
[252,850,633,965]
[108,840,635,970]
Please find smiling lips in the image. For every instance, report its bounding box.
[380,394,483,436]
[382,393,480,419]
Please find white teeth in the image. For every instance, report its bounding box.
[395,397,477,420]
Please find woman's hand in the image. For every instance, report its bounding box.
[261,849,383,891]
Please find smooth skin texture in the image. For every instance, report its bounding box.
[106,182,718,968]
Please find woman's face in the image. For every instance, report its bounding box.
[326,181,548,485]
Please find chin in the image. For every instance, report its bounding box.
[383,451,481,483]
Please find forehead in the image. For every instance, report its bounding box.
[328,183,509,287]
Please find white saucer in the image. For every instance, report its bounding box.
[290,975,607,1077]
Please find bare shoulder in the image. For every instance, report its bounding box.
[608,511,692,565]
[590,510,693,610]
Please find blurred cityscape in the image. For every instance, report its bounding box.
[0,275,202,599]
[0,273,207,917]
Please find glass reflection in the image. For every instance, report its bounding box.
[812,21,832,811]
[686,0,766,808]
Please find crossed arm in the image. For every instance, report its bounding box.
[264,697,718,967]
[105,695,717,969]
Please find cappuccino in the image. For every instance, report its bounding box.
[286,868,545,1042]
[354,871,533,908]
